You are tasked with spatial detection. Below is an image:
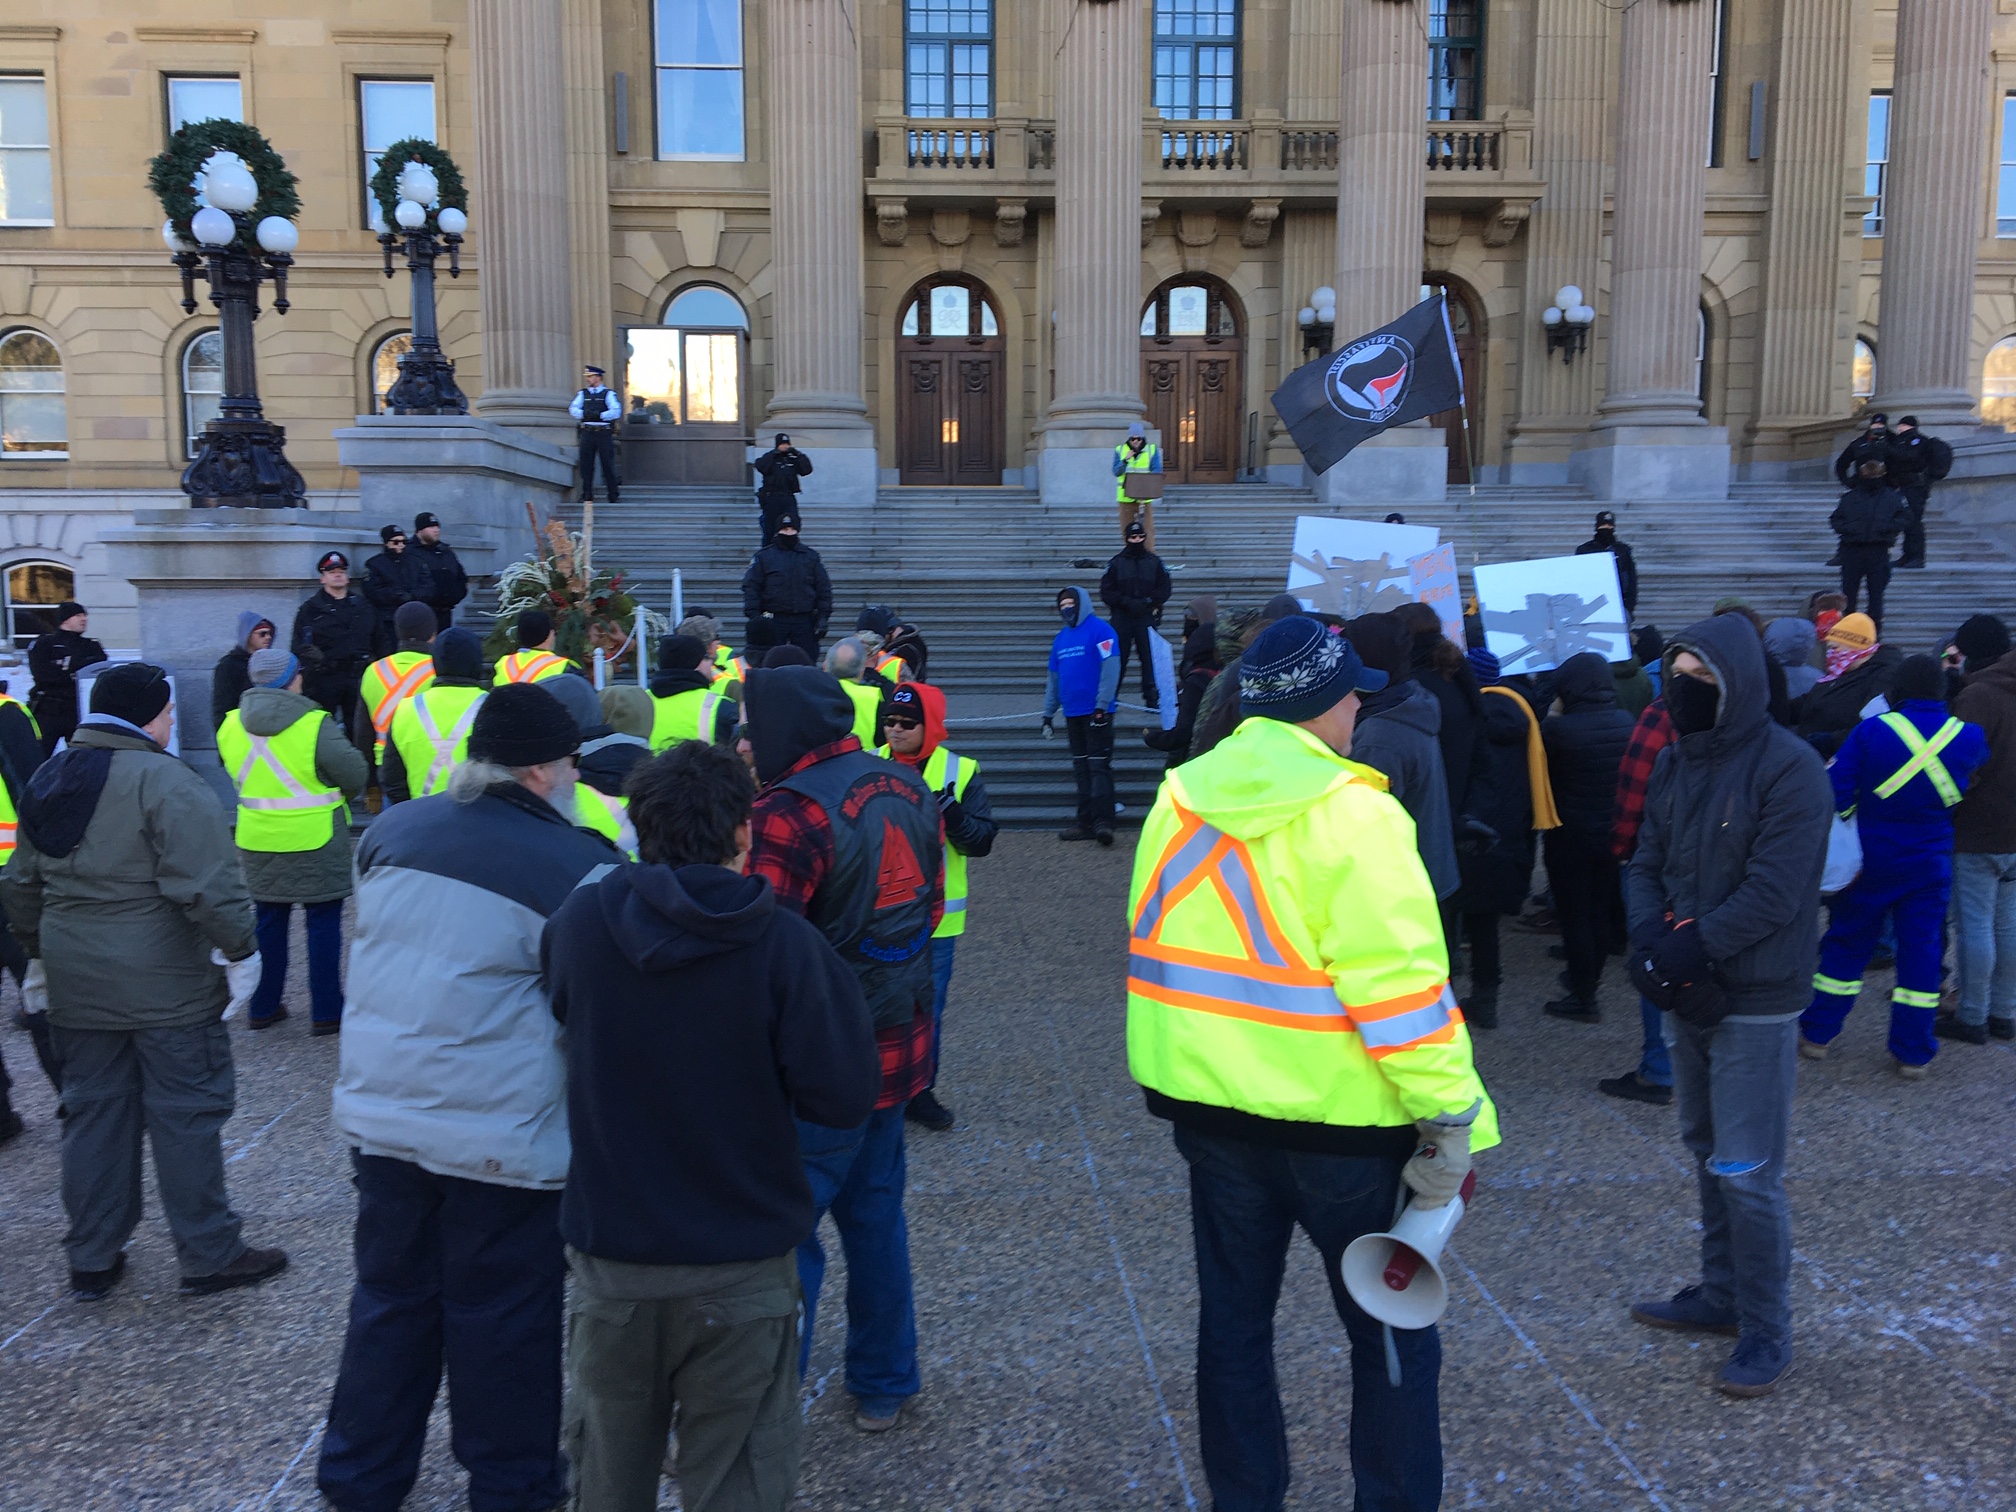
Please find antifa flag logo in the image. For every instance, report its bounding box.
[1326,335,1415,424]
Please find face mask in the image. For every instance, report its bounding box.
[777,532,798,549]
[1667,671,1721,736]
[1058,603,1079,628]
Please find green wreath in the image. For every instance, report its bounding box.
[146,119,300,252]
[368,138,469,235]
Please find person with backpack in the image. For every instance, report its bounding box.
[1887,415,1954,569]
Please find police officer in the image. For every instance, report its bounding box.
[754,432,813,546]
[570,365,622,503]
[1112,420,1162,548]
[216,647,368,1033]
[1127,615,1496,1510]
[358,602,438,762]
[741,509,832,659]
[646,634,736,750]
[1887,415,1954,569]
[361,524,436,658]
[494,610,576,686]
[292,551,377,749]
[384,628,489,803]
[409,512,469,631]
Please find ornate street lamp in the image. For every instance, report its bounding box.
[148,121,305,508]
[1297,286,1337,360]
[1543,284,1597,363]
[370,140,469,414]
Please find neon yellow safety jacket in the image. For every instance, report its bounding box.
[0,695,37,860]
[1126,715,1499,1145]
[575,784,635,857]
[389,685,487,799]
[711,646,750,689]
[217,707,345,853]
[1115,441,1160,503]
[650,687,728,752]
[361,651,436,753]
[495,649,572,685]
[840,680,882,748]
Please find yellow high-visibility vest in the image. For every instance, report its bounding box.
[389,686,487,799]
[711,646,750,684]
[575,783,635,858]
[840,680,881,748]
[927,745,977,938]
[361,651,436,752]
[1873,713,1967,806]
[496,649,571,685]
[650,687,727,752]
[869,649,903,685]
[1126,716,1499,1145]
[217,708,344,853]
[0,695,37,862]
[1115,441,1160,502]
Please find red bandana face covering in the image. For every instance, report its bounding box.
[1821,642,1875,683]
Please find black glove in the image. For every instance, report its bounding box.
[941,797,965,832]
[1648,920,1712,985]
[1091,708,1111,728]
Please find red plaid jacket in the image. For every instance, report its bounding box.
[749,736,940,1109]
[1611,697,1675,860]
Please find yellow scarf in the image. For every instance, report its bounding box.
[1481,684,1561,830]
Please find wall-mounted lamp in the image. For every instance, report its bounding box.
[1297,285,1337,359]
[1542,284,1596,362]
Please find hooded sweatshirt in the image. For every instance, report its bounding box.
[1764,618,1821,700]
[1625,615,1834,1020]
[1045,586,1122,719]
[1541,652,1634,846]
[887,682,998,861]
[210,609,275,733]
[545,863,879,1265]
[231,685,369,903]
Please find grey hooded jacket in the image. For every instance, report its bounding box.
[1625,615,1833,1021]
[1764,618,1821,700]
[1348,679,1460,898]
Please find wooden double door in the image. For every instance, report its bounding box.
[1141,342,1242,483]
[896,341,1005,485]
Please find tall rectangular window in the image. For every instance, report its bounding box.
[1153,0,1238,121]
[1706,0,1729,167]
[359,79,436,231]
[1426,0,1482,122]
[166,75,242,132]
[906,0,992,119]
[1998,96,2016,236]
[1864,91,1890,237]
[0,77,53,226]
[656,0,744,160]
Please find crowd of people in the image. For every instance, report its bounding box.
[1,470,2011,1512]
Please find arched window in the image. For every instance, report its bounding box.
[0,329,66,458]
[899,276,999,338]
[625,285,748,427]
[3,560,74,648]
[370,332,413,415]
[1851,338,1875,410]
[1984,336,2016,433]
[1140,280,1239,339]
[182,330,223,456]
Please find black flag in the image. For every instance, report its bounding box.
[1270,296,1465,474]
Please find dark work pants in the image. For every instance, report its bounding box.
[1173,1125,1441,1512]
[1111,614,1160,705]
[318,1151,567,1512]
[1900,485,1929,564]
[1462,911,1502,1001]
[1839,543,1892,628]
[1066,714,1115,834]
[577,426,619,500]
[251,899,345,1027]
[747,613,820,660]
[1544,830,1618,1003]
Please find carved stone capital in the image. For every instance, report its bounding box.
[874,197,909,247]
[993,198,1027,246]
[1482,199,1530,248]
[1240,198,1280,249]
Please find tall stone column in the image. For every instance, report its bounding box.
[1870,0,1995,426]
[1318,0,1443,503]
[1570,0,1728,499]
[562,0,615,380]
[1039,0,1145,505]
[765,0,877,502]
[469,0,577,440]
[1750,0,1868,464]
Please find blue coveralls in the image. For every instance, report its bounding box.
[1801,699,1988,1065]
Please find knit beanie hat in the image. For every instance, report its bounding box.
[89,662,171,726]
[432,626,484,680]
[50,600,86,626]
[762,645,813,668]
[1342,611,1414,686]
[1824,612,1878,651]
[1891,654,1947,704]
[516,609,553,649]
[540,671,605,735]
[394,601,436,645]
[1240,617,1385,724]
[467,683,579,768]
[248,648,300,688]
[599,685,654,739]
[675,613,720,647]
[1952,613,2011,667]
[659,633,707,672]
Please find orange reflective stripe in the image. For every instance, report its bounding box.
[504,652,563,683]
[1126,971,1354,1032]
[369,661,434,737]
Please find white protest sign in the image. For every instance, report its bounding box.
[1406,543,1463,647]
[1287,516,1440,618]
[1472,552,1630,674]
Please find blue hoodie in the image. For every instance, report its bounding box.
[1045,586,1121,719]
[1832,698,1989,875]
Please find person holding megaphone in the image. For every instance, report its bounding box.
[1125,615,1499,1512]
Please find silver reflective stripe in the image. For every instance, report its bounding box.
[941,750,961,792]
[942,898,968,914]
[416,695,485,792]
[1127,950,1343,1018]
[234,734,332,811]
[1355,987,1459,1051]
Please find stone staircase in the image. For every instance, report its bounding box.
[559,480,2016,827]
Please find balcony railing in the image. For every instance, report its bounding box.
[906,126,994,170]
[1161,126,1248,172]
[1426,124,1500,172]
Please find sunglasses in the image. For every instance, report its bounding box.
[884,716,923,730]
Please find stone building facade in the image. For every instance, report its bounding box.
[0,0,2011,639]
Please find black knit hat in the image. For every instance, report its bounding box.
[467,683,580,768]
[658,633,707,672]
[380,523,406,543]
[1891,654,1947,705]
[773,509,801,533]
[1953,614,2011,667]
[394,601,435,644]
[89,662,172,727]
[1241,617,1385,723]
[414,511,441,532]
[432,626,484,679]
[50,600,85,625]
[516,609,553,649]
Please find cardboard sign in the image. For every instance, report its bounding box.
[1472,552,1630,674]
[1406,543,1463,647]
[1287,516,1440,618]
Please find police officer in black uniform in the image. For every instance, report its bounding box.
[410,511,469,631]
[753,432,813,546]
[570,364,622,503]
[291,550,378,749]
[740,508,833,659]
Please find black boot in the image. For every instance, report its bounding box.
[905,1089,955,1132]
[1461,993,1498,1030]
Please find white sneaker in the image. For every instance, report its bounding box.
[1895,1059,1930,1080]
[1797,1037,1828,1061]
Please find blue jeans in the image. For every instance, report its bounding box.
[252,898,345,1025]
[1953,851,2016,1028]
[926,936,957,1090]
[1668,1015,1797,1349]
[317,1152,567,1512]
[1172,1125,1441,1512]
[1636,996,1673,1086]
[1803,863,1948,1065]
[795,1106,919,1415]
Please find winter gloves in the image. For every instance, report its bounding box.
[215,948,264,1021]
[1402,1112,1476,1209]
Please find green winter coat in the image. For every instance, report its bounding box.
[1,725,257,1031]
[229,686,369,904]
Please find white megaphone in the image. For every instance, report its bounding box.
[1341,1168,1478,1330]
